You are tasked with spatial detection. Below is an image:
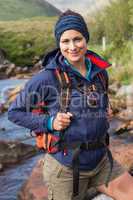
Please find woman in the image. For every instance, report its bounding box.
[8,10,133,200]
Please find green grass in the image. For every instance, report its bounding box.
[0,0,60,21]
[0,17,57,65]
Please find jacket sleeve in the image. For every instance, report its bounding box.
[8,72,51,133]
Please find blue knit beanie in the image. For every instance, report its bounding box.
[54,14,89,47]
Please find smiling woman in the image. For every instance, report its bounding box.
[8,9,133,200]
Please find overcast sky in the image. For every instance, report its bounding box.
[46,0,111,15]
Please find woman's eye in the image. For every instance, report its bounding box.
[74,37,82,42]
[61,40,69,44]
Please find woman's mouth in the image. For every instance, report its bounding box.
[69,52,79,56]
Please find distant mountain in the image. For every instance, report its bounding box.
[0,0,61,21]
[46,0,116,16]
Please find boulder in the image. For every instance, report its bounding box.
[0,140,38,169]
[18,160,48,200]
[110,138,133,171]
[114,120,133,136]
[117,109,133,121]
[18,138,133,200]
[0,84,25,112]
[6,63,16,77]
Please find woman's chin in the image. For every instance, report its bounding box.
[68,56,81,64]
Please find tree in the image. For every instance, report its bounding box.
[103,0,131,43]
[89,0,132,44]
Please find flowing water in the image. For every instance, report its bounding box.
[0,78,42,200]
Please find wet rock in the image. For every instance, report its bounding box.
[0,64,9,72]
[117,109,133,121]
[22,66,29,73]
[0,141,38,169]
[14,66,23,74]
[18,138,133,200]
[32,61,42,73]
[6,85,24,105]
[0,62,31,79]
[6,63,16,77]
[0,84,25,112]
[114,120,133,135]
[109,84,133,115]
[18,159,48,200]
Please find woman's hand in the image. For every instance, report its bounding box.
[53,112,73,131]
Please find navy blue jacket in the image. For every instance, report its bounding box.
[8,49,111,170]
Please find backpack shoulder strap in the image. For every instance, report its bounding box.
[97,71,113,111]
[97,71,108,92]
[55,68,71,113]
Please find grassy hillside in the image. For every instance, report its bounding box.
[0,17,57,65]
[0,0,61,21]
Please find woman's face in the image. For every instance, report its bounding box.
[59,30,87,65]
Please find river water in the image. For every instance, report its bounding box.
[0,79,43,200]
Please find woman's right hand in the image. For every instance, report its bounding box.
[53,112,73,131]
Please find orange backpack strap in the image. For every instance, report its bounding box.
[33,68,71,153]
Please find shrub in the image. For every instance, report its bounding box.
[0,17,57,66]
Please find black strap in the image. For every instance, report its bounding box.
[106,148,113,187]
[72,147,80,197]
[73,140,112,196]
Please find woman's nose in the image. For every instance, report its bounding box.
[69,41,76,50]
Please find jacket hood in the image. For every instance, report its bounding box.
[42,48,111,76]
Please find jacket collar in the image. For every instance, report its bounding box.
[43,49,111,76]
[86,50,111,69]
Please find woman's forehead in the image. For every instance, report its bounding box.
[60,30,83,40]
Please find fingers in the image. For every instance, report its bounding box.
[53,112,73,131]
